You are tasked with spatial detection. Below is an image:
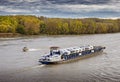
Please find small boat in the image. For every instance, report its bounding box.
[39,45,106,64]
[23,47,28,52]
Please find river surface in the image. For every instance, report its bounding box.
[0,33,120,82]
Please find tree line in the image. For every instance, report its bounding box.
[0,15,120,35]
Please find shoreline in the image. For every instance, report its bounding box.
[0,33,21,38]
[0,32,120,38]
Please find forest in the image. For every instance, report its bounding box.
[0,15,120,35]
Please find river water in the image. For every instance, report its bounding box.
[0,33,120,82]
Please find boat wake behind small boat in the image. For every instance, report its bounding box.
[39,45,106,65]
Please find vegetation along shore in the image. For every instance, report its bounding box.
[0,15,120,37]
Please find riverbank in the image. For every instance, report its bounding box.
[0,33,21,38]
[0,32,120,38]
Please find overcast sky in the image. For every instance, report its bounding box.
[0,0,120,18]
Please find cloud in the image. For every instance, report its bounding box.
[55,3,120,13]
[0,0,120,18]
[46,0,111,5]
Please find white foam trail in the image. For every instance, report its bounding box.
[28,48,48,52]
[32,65,45,68]
[28,48,41,51]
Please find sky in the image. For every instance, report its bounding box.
[0,0,120,18]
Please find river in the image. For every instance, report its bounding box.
[0,33,120,82]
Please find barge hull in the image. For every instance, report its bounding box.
[39,50,103,65]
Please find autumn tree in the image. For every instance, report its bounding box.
[16,16,40,34]
[0,16,18,33]
[0,16,120,35]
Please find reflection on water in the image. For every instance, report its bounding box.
[0,33,120,82]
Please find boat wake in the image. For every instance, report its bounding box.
[14,65,45,74]
[22,47,48,52]
[28,48,41,51]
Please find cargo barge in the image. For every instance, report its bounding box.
[39,45,106,64]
